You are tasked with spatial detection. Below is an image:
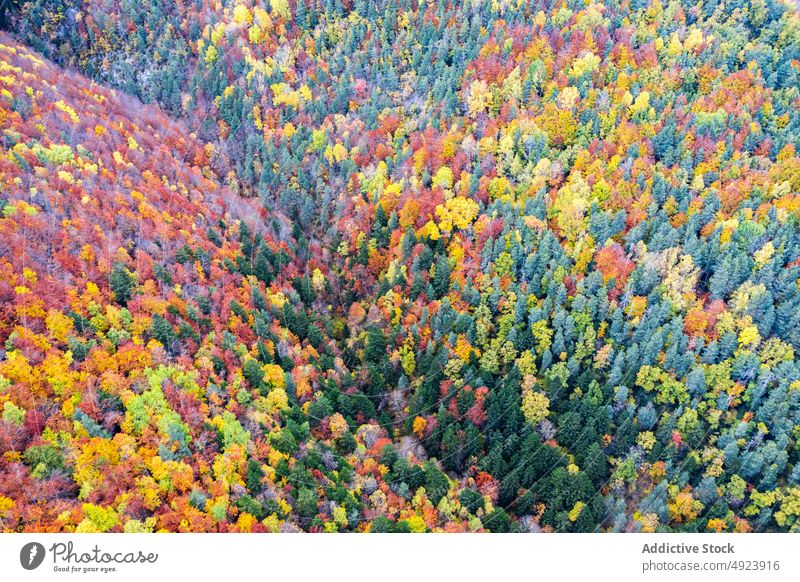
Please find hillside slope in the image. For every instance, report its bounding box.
[2,0,800,534]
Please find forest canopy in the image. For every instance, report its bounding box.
[0,0,799,533]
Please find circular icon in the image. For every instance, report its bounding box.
[20,542,46,570]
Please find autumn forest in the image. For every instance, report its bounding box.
[1,0,800,533]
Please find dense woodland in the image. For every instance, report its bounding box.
[1,0,800,532]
